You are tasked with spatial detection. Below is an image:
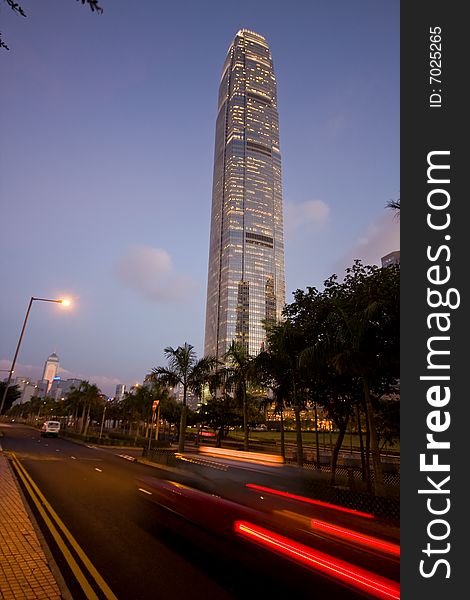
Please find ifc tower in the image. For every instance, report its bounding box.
[204,30,286,360]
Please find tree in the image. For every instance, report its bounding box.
[292,289,361,481]
[386,197,400,217]
[142,376,171,443]
[121,385,154,443]
[222,342,262,452]
[309,368,359,484]
[1,0,103,51]
[257,321,307,464]
[282,290,340,469]
[64,380,102,435]
[63,385,83,430]
[151,343,218,452]
[158,395,182,440]
[0,382,21,414]
[321,261,399,494]
[197,394,240,447]
[284,261,399,491]
[186,353,221,407]
[375,397,400,452]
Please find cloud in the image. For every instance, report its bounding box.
[332,213,400,277]
[114,245,196,303]
[284,199,330,233]
[0,360,41,382]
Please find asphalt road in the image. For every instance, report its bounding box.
[1,423,398,600]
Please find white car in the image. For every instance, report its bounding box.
[40,420,61,438]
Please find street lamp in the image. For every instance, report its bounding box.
[0,296,71,416]
[99,403,107,440]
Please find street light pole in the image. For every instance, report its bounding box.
[99,404,107,440]
[147,410,155,452]
[155,401,161,441]
[0,296,70,416]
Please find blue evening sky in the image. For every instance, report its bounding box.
[1,0,399,396]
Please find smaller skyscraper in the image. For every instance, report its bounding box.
[381,250,400,268]
[12,377,37,406]
[50,378,83,400]
[115,384,127,402]
[42,352,60,392]
[36,380,49,399]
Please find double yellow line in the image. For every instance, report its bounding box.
[10,452,118,600]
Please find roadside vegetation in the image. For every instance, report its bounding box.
[5,260,399,495]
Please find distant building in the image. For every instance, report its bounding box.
[8,352,88,404]
[13,376,31,388]
[381,250,400,267]
[129,383,142,395]
[21,383,39,404]
[36,379,49,399]
[49,378,83,400]
[11,378,38,406]
[173,383,199,411]
[115,384,127,402]
[42,352,60,393]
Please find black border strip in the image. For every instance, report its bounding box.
[401,3,467,598]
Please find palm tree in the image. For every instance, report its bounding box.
[329,302,385,493]
[63,385,83,430]
[266,322,307,467]
[223,341,262,453]
[386,197,400,218]
[188,354,221,406]
[64,381,101,434]
[151,343,218,452]
[121,385,154,443]
[325,263,399,494]
[78,381,102,436]
[255,329,295,462]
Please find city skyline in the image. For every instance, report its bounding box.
[204,29,285,360]
[1,1,399,396]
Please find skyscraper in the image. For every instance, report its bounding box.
[42,352,59,393]
[381,250,401,268]
[204,30,286,360]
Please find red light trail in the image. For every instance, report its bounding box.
[234,521,400,600]
[245,483,376,519]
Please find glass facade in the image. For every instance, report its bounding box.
[204,30,286,360]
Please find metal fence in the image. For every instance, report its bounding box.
[301,475,400,524]
[142,447,400,524]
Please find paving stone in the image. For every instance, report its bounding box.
[0,451,62,599]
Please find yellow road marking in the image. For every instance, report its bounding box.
[10,456,99,600]
[11,452,118,600]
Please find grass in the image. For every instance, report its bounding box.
[223,429,400,454]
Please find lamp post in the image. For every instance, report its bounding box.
[0,296,70,416]
[99,404,107,440]
[147,409,155,452]
[154,401,161,441]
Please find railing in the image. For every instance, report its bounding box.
[141,446,400,524]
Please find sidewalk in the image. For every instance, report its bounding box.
[0,441,65,600]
